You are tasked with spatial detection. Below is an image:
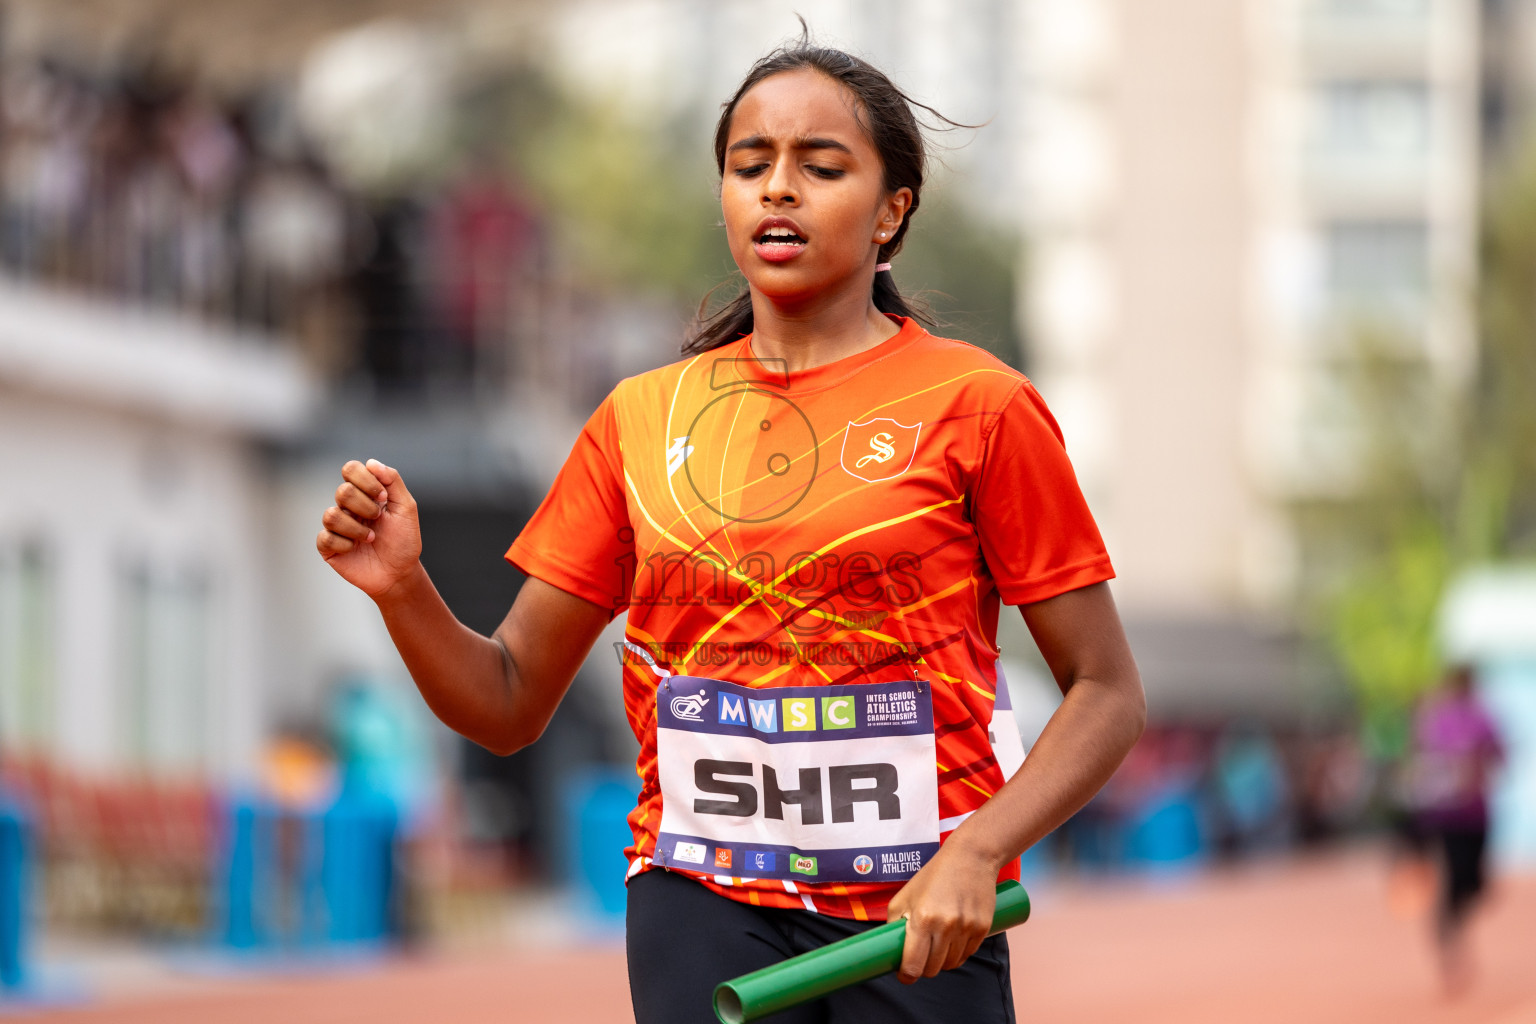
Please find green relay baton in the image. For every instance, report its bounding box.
[712,880,1031,1024]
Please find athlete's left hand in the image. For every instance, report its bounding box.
[886,840,998,983]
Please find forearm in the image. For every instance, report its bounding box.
[374,562,525,755]
[945,671,1146,872]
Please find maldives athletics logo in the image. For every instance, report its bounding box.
[840,418,922,483]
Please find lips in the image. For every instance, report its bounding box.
[752,216,807,263]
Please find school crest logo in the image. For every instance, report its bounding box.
[840,418,921,483]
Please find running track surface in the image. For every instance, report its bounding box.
[14,848,1536,1023]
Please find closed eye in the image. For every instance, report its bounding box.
[733,163,769,178]
[807,165,844,179]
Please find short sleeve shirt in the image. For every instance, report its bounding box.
[507,316,1113,920]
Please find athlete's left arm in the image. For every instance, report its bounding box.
[886,580,1145,983]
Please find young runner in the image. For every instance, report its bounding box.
[1406,666,1504,994]
[317,39,1146,1024]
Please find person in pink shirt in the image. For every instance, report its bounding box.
[1409,665,1504,993]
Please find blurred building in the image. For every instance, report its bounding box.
[0,281,315,782]
[540,0,1028,219]
[0,7,646,902]
[1014,0,1536,719]
[1481,0,1536,158]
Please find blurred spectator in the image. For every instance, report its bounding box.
[330,678,437,830]
[1056,721,1377,873]
[261,733,338,811]
[0,49,553,402]
[1293,732,1371,844]
[1209,726,1291,856]
[240,154,348,328]
[330,679,441,945]
[353,196,428,393]
[429,153,541,388]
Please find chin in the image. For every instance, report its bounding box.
[743,264,823,299]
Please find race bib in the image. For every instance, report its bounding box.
[653,676,939,884]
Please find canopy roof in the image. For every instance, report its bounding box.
[1440,567,1536,663]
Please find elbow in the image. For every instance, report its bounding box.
[477,636,549,757]
[1124,672,1148,744]
[478,737,525,758]
[478,719,548,758]
[478,736,523,758]
[1128,697,1148,745]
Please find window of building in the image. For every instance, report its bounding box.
[1323,220,1430,314]
[0,541,56,754]
[119,561,211,775]
[1318,0,1430,17]
[1315,81,1430,159]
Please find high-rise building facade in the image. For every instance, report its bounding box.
[1018,0,1485,715]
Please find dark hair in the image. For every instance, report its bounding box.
[682,33,965,355]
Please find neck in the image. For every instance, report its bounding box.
[747,270,900,372]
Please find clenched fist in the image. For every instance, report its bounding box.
[316,458,423,600]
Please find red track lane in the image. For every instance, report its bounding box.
[21,849,1536,1024]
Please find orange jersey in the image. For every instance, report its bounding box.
[506,316,1113,920]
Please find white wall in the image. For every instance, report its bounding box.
[0,282,315,784]
[0,387,267,780]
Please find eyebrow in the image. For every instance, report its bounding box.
[726,134,854,156]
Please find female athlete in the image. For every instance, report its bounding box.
[317,38,1146,1024]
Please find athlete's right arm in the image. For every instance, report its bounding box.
[316,458,612,756]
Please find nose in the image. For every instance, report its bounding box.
[762,157,799,206]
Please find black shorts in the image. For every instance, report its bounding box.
[626,868,1017,1024]
[1437,825,1488,926]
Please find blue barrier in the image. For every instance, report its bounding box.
[1125,784,1208,869]
[217,791,396,949]
[318,793,396,943]
[1016,831,1055,878]
[560,768,641,921]
[1060,803,1128,869]
[0,792,30,989]
[220,801,264,949]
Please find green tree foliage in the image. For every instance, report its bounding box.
[891,194,1022,369]
[1467,143,1536,559]
[464,71,1020,361]
[474,71,727,299]
[1300,143,1536,745]
[1294,327,1458,751]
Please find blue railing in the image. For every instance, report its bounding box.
[216,791,397,950]
[0,792,30,990]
